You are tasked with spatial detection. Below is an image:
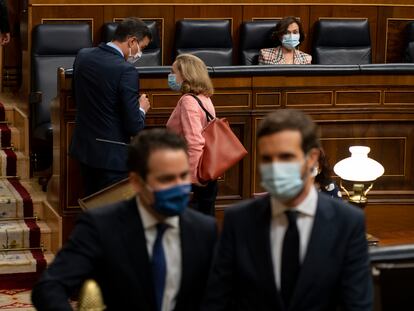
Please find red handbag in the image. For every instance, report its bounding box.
[190,95,248,182]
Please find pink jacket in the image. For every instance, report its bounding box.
[166,94,216,184]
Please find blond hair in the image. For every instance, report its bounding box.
[175,54,214,97]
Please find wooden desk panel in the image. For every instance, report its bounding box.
[50,68,414,241]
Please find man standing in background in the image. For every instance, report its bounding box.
[70,17,151,196]
[202,109,372,311]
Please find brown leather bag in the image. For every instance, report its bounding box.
[190,95,248,182]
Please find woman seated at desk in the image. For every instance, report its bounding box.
[259,16,312,65]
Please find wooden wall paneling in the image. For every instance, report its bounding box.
[384,89,414,105]
[104,6,174,65]
[317,117,414,201]
[66,122,84,208]
[308,6,378,62]
[32,6,104,46]
[173,6,243,65]
[377,6,414,63]
[215,115,251,204]
[242,5,311,54]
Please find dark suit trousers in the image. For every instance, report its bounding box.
[190,180,218,216]
[80,163,128,196]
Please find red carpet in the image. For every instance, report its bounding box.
[0,179,47,289]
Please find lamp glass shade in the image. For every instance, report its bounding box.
[333,146,385,182]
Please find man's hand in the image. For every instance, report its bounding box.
[0,33,10,46]
[139,93,150,113]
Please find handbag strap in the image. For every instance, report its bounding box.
[189,94,214,122]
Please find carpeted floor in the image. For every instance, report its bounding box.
[0,289,34,310]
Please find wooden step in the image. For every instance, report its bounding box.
[20,180,62,254]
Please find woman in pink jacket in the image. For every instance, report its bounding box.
[166,54,217,215]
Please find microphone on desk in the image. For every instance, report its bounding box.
[96,138,128,146]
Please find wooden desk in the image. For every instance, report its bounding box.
[49,65,414,241]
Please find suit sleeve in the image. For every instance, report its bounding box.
[340,212,373,311]
[201,211,236,311]
[31,212,104,311]
[118,65,145,136]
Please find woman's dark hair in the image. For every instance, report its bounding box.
[113,17,152,42]
[271,16,306,47]
[128,128,188,180]
[315,148,334,187]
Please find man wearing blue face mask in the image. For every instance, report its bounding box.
[202,109,373,311]
[70,17,152,196]
[32,128,217,311]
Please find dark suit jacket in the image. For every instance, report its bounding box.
[0,0,10,33]
[69,43,145,172]
[32,198,217,311]
[202,192,373,311]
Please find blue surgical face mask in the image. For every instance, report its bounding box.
[152,183,191,217]
[168,73,182,91]
[282,33,300,50]
[260,161,305,201]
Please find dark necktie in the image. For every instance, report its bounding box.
[152,223,169,311]
[281,210,300,307]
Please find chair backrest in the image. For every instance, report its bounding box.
[404,22,414,62]
[312,19,371,65]
[31,23,92,133]
[174,19,233,66]
[239,20,277,65]
[101,21,162,66]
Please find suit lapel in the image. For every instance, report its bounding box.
[289,194,336,310]
[250,196,284,310]
[120,198,156,310]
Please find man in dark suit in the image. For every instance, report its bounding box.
[32,129,217,311]
[70,17,151,196]
[0,0,10,45]
[202,109,373,311]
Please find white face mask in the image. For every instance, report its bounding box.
[127,42,142,64]
[260,161,305,201]
[282,33,300,50]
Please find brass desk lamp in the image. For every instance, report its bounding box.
[333,146,384,246]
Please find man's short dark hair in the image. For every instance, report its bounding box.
[257,109,321,154]
[128,128,188,180]
[113,17,152,42]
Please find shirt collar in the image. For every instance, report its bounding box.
[136,196,179,229]
[106,41,124,57]
[271,186,318,217]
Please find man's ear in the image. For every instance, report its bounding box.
[308,147,321,170]
[129,172,144,193]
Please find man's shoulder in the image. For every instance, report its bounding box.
[83,199,135,223]
[182,208,216,228]
[224,195,270,222]
[318,192,365,222]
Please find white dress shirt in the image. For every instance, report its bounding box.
[270,186,318,290]
[137,197,182,311]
